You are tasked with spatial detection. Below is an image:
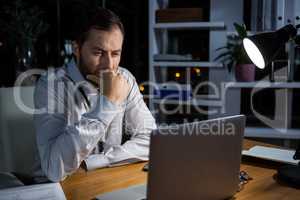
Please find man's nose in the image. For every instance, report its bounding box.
[101,54,114,71]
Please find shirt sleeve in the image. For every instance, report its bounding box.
[84,76,157,170]
[34,76,121,182]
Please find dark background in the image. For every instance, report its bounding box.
[0,0,149,86]
[0,0,299,127]
[0,0,254,87]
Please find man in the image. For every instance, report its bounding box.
[33,8,156,182]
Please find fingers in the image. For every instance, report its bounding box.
[86,71,130,95]
[86,75,100,87]
[86,74,98,82]
[99,70,117,77]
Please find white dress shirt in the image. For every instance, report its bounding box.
[33,60,156,182]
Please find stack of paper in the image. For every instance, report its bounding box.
[0,182,66,200]
[242,146,299,165]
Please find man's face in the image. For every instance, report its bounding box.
[74,27,123,77]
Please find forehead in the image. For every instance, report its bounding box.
[84,28,123,50]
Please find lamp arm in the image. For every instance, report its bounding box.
[295,36,300,46]
[293,24,300,46]
[294,144,300,160]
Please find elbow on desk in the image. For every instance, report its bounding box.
[41,157,79,183]
[42,164,67,183]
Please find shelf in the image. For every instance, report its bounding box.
[149,1,228,120]
[226,31,261,36]
[245,127,300,139]
[152,98,223,107]
[153,61,223,68]
[154,22,225,30]
[225,81,300,89]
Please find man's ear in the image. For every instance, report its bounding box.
[72,41,80,60]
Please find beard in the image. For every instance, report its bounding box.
[76,54,90,79]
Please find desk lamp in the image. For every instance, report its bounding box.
[242,24,300,187]
[243,24,300,81]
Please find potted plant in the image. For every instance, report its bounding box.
[0,0,49,74]
[214,23,255,82]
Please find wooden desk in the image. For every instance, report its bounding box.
[61,140,300,200]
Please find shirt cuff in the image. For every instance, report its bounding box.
[84,154,110,171]
[83,95,122,125]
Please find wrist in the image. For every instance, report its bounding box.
[103,93,122,105]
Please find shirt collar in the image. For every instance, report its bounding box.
[66,59,85,83]
[66,59,99,97]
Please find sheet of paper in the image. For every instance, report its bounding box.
[242,145,299,165]
[96,184,146,200]
[0,182,66,200]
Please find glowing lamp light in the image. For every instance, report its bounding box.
[175,72,181,78]
[139,85,145,92]
[243,38,265,69]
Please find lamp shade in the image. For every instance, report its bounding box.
[243,24,297,69]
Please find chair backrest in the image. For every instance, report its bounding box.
[0,86,36,174]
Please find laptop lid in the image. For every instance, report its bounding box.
[147,115,245,200]
[96,115,245,200]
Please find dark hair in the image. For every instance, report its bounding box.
[74,7,124,45]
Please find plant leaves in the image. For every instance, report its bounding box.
[234,22,247,38]
[214,52,232,61]
[0,0,49,47]
[215,46,229,51]
[214,22,249,72]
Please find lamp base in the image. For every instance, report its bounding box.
[277,165,300,187]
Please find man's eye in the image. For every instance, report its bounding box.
[93,51,102,56]
[112,52,121,57]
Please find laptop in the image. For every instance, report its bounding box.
[96,115,245,200]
